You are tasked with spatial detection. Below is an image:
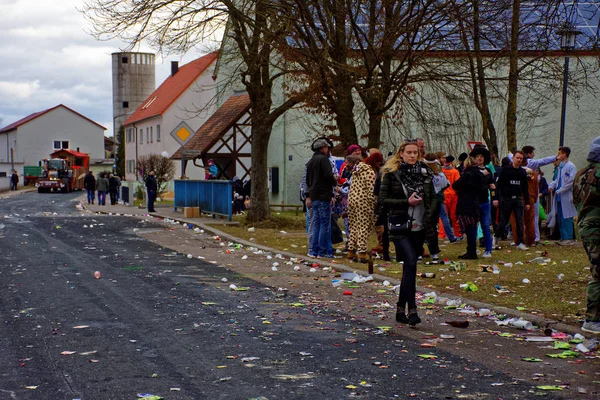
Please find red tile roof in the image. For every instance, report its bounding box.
[51,149,90,159]
[171,93,250,160]
[0,104,106,133]
[124,52,218,126]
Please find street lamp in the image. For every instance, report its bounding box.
[557,22,581,147]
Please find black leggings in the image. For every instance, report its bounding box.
[392,230,426,311]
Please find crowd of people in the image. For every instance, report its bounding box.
[301,136,599,331]
[83,171,123,206]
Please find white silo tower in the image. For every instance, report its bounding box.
[112,52,156,142]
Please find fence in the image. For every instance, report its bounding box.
[174,180,233,221]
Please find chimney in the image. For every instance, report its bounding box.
[171,61,179,76]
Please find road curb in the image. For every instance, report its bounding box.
[0,187,38,199]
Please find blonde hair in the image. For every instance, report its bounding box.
[463,156,475,168]
[382,142,421,175]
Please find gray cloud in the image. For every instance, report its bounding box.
[0,0,207,137]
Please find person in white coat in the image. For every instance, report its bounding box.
[549,147,578,245]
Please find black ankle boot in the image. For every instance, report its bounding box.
[396,312,409,324]
[408,309,421,326]
[396,304,408,324]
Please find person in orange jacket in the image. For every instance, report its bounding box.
[440,155,462,240]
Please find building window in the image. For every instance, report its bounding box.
[53,140,69,150]
[126,128,132,143]
[150,126,153,143]
[0,172,6,178]
[140,131,143,144]
[146,127,149,143]
[123,101,129,108]
[122,56,128,64]
[156,125,161,142]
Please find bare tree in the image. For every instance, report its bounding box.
[347,0,461,148]
[81,0,305,222]
[137,154,176,194]
[282,0,359,148]
[442,0,599,154]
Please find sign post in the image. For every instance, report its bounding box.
[169,122,196,179]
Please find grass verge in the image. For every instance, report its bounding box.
[208,212,589,325]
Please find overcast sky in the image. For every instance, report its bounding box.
[0,0,215,137]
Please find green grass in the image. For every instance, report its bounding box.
[133,199,174,207]
[209,213,589,324]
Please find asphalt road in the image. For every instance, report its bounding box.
[0,192,594,399]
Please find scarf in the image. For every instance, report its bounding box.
[397,161,431,197]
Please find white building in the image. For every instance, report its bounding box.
[122,53,218,182]
[0,104,106,178]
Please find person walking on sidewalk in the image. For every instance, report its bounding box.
[10,171,19,190]
[95,172,109,206]
[573,136,600,334]
[493,151,531,250]
[380,141,436,326]
[108,174,119,206]
[305,137,337,258]
[549,147,578,245]
[84,171,96,204]
[146,170,158,213]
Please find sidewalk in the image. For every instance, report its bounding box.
[80,196,588,337]
[0,186,37,200]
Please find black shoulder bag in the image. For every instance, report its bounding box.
[387,173,414,235]
[387,209,414,235]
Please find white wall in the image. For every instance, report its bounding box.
[0,130,18,165]
[4,106,105,169]
[214,50,600,206]
[0,162,24,190]
[124,68,217,181]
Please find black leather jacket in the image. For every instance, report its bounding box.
[380,168,436,239]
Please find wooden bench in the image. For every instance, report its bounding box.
[268,203,303,216]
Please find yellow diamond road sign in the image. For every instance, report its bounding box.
[169,121,196,146]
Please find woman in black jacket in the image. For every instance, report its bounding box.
[380,141,436,326]
[452,156,482,259]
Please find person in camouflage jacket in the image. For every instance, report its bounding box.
[573,136,600,334]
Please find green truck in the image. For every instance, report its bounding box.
[23,165,43,186]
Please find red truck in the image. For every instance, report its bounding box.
[36,149,90,193]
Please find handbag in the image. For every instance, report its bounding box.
[387,175,415,235]
[388,209,415,235]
